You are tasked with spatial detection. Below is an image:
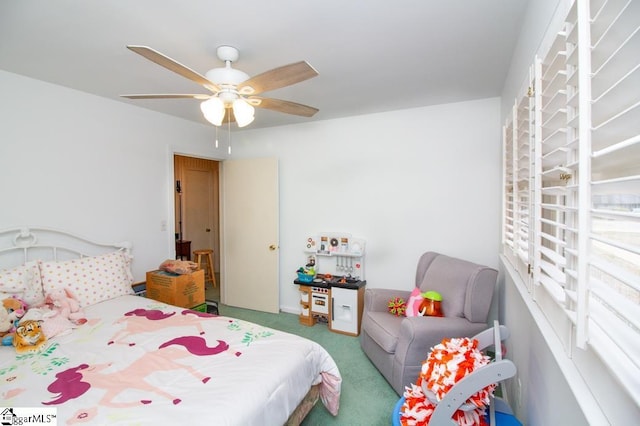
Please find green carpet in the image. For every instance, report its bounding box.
[217,304,399,426]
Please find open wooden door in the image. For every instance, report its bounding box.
[174,156,219,271]
[221,157,279,313]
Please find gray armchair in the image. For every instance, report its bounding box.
[359,252,498,395]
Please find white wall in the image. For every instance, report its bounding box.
[0,70,501,311]
[0,70,227,280]
[500,0,566,120]
[230,98,502,313]
[501,263,589,425]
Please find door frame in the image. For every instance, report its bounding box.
[167,146,224,270]
[174,155,220,270]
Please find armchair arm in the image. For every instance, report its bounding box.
[395,316,482,366]
[364,288,411,313]
[389,316,488,393]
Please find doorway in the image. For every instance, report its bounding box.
[174,155,220,301]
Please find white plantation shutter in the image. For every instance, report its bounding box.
[502,117,516,263]
[501,0,640,409]
[502,69,535,288]
[584,0,640,400]
[515,80,533,287]
[533,15,579,349]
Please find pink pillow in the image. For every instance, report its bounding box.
[405,287,424,317]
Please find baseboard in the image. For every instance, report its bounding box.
[279,306,298,315]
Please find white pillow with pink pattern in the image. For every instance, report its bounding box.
[0,261,45,307]
[39,250,134,308]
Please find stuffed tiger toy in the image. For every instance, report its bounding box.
[13,320,47,354]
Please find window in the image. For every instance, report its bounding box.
[502,0,639,411]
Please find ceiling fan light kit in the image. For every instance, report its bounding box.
[200,97,225,126]
[232,99,255,127]
[121,44,319,129]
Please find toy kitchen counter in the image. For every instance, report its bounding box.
[294,275,366,336]
[294,274,366,289]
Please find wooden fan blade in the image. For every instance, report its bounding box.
[126,45,220,93]
[238,61,318,95]
[249,96,318,117]
[120,94,211,100]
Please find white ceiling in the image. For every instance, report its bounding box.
[0,0,529,130]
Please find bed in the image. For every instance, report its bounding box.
[0,227,341,425]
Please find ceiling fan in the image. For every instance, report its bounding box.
[121,45,319,127]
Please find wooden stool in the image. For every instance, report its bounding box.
[193,249,216,288]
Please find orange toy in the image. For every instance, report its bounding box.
[419,291,443,317]
[13,320,47,354]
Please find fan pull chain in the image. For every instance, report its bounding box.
[215,126,219,148]
[227,117,232,155]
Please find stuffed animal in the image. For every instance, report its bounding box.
[45,288,87,325]
[13,319,47,354]
[20,288,86,340]
[1,297,27,346]
[405,288,424,317]
[3,297,27,316]
[0,307,17,345]
[159,259,199,275]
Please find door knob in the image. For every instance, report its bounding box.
[269,244,278,251]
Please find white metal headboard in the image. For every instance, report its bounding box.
[0,227,132,269]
